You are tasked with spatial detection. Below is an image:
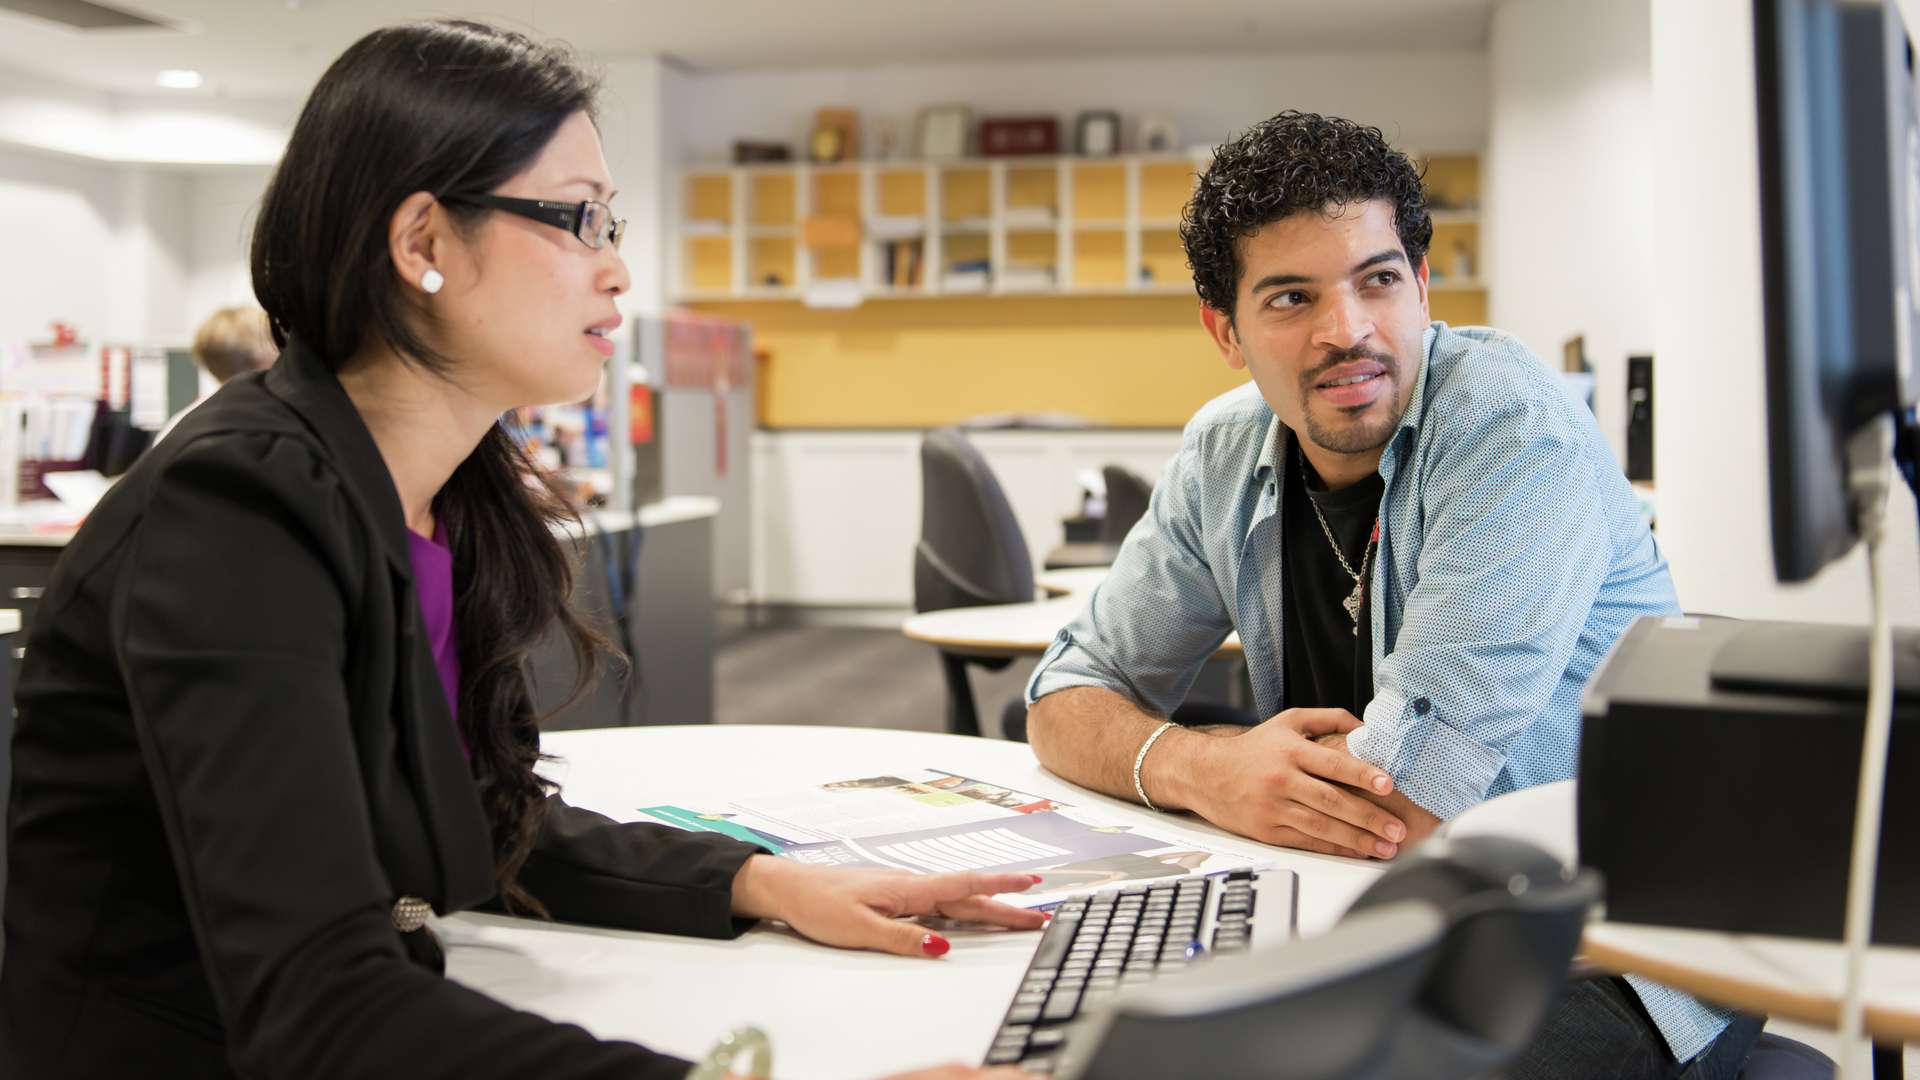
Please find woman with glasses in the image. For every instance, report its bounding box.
[0,21,1037,1079]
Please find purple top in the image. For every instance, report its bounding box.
[406,521,466,757]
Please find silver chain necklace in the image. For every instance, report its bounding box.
[1299,450,1379,637]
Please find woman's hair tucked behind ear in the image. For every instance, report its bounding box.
[250,20,612,917]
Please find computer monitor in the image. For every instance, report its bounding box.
[1753,0,1920,583]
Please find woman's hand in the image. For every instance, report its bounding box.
[729,856,1047,957]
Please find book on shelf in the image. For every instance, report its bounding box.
[884,239,925,289]
[941,259,991,293]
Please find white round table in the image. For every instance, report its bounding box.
[1035,567,1109,598]
[902,597,1243,659]
[441,725,1382,1080]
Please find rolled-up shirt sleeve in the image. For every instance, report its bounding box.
[1345,398,1611,820]
[1026,435,1235,717]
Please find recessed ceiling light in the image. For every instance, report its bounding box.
[156,69,203,90]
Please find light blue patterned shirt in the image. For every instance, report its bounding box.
[1027,322,1732,1062]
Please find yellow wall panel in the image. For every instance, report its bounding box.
[688,295,1247,428]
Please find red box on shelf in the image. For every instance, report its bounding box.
[978,117,1059,157]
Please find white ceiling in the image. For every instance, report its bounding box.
[0,0,1495,99]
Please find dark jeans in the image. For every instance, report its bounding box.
[1506,976,1766,1080]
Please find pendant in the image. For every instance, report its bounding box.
[1343,579,1364,635]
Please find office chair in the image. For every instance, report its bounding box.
[1098,465,1154,544]
[913,427,1036,737]
[1068,900,1447,1080]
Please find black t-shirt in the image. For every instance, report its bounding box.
[1280,436,1384,717]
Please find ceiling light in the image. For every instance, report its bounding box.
[156,69,203,90]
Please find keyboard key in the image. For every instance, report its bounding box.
[1030,921,1077,970]
[1042,987,1081,1022]
[986,1045,1023,1065]
[1030,1028,1068,1049]
[1008,1002,1042,1024]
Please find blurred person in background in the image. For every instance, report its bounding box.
[155,304,279,442]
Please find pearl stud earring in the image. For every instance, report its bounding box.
[420,268,444,295]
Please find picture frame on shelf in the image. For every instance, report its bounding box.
[917,104,971,160]
[871,115,905,160]
[979,116,1059,156]
[1137,113,1181,154]
[1075,110,1120,156]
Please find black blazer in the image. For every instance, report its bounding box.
[1,338,761,1078]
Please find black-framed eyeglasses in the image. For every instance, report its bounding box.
[441,193,625,252]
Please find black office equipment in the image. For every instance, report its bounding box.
[1754,0,1920,582]
[1579,615,1920,944]
[1625,354,1653,482]
[1345,837,1601,1075]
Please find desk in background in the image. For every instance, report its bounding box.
[0,606,19,961]
[442,724,1384,1080]
[1036,567,1109,598]
[902,597,1243,661]
[0,498,723,727]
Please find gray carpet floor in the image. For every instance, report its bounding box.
[714,625,1034,737]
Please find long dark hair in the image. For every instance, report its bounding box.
[250,20,611,915]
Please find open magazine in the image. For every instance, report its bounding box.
[639,769,1262,908]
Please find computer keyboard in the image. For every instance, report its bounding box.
[983,867,1299,1073]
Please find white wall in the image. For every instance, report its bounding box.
[0,144,194,348]
[1484,0,1654,463]
[1651,0,1920,623]
[0,67,294,166]
[598,57,670,319]
[185,167,273,324]
[127,168,194,344]
[666,51,1490,168]
[0,145,120,346]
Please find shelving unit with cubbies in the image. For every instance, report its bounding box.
[1413,151,1488,326]
[674,147,1491,325]
[673,152,1210,303]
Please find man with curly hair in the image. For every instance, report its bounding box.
[1023,111,1759,1077]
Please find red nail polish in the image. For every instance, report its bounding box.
[1030,874,1045,885]
[921,933,951,958]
